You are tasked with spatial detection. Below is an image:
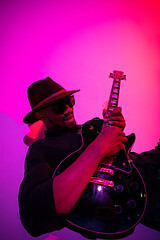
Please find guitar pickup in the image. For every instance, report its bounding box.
[97,167,114,175]
[89,177,114,187]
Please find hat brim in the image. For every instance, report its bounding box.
[23,89,80,124]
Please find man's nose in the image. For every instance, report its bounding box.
[64,104,73,113]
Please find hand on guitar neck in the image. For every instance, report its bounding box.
[103,106,126,131]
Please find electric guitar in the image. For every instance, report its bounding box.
[53,71,147,238]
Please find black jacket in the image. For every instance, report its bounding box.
[18,127,160,237]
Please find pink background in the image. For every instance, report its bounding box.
[0,0,160,239]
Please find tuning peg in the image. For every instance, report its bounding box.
[109,73,113,78]
[122,75,126,80]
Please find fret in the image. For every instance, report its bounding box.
[112,94,118,99]
[108,107,115,111]
[113,84,120,88]
[108,106,117,110]
[108,103,117,107]
[112,88,119,93]
[110,99,117,104]
[109,102,117,106]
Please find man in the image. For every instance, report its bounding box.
[18,77,160,238]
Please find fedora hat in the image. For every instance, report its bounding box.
[23,77,80,124]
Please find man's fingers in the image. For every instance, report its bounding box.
[104,119,126,129]
[103,107,123,118]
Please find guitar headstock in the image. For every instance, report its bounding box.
[109,70,126,80]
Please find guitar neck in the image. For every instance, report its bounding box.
[106,78,121,114]
[103,70,126,128]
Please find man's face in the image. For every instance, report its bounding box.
[39,96,76,130]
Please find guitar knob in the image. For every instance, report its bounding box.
[89,125,94,130]
[130,182,138,191]
[114,184,124,193]
[127,199,137,209]
[114,205,122,214]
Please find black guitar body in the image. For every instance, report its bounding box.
[53,119,147,238]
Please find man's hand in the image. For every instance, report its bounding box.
[103,107,126,131]
[95,126,128,158]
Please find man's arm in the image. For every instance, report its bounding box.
[53,107,127,213]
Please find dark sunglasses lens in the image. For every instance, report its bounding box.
[67,96,75,107]
[53,96,75,114]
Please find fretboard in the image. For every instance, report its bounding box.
[103,70,126,129]
[106,78,121,114]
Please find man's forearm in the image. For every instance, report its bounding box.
[53,140,102,213]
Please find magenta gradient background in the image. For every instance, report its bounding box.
[0,1,160,240]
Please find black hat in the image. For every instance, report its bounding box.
[23,77,80,124]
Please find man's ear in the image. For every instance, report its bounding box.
[35,111,45,121]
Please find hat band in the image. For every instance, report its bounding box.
[32,89,66,110]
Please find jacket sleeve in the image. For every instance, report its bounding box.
[18,144,67,237]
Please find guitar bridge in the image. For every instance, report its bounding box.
[97,167,114,175]
[90,177,114,187]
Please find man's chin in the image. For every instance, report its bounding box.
[64,118,76,129]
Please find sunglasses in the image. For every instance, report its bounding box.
[49,95,75,114]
